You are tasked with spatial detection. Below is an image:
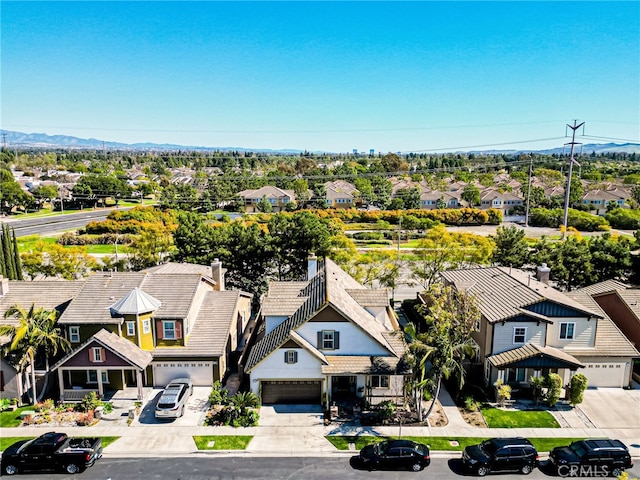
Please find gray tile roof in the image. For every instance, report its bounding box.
[153,290,241,357]
[246,259,400,372]
[440,267,600,324]
[346,289,390,307]
[58,272,204,324]
[574,279,630,296]
[321,355,403,374]
[487,343,584,369]
[564,290,639,357]
[617,289,640,318]
[0,280,84,324]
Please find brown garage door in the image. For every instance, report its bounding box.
[261,380,322,404]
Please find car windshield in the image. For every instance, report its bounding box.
[570,443,588,457]
[480,440,498,456]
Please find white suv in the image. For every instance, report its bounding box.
[154,378,193,419]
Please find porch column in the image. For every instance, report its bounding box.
[136,370,143,400]
[97,370,104,398]
[57,369,65,402]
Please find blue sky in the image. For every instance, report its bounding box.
[2,1,638,153]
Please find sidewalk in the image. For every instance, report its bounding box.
[3,386,640,458]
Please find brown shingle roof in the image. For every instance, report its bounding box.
[321,355,404,374]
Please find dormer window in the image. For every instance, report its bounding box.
[318,330,340,350]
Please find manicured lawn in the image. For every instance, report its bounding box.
[1,436,120,452]
[0,407,37,428]
[193,436,253,450]
[481,407,560,428]
[326,436,588,452]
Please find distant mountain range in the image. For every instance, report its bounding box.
[2,130,639,155]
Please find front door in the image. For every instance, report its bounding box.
[331,376,356,402]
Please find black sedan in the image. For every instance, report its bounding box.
[359,439,430,472]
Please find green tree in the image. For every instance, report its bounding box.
[20,242,98,280]
[490,225,529,268]
[0,304,70,403]
[129,226,175,270]
[257,195,273,213]
[173,211,215,264]
[588,233,632,283]
[403,283,479,421]
[292,179,310,204]
[1,223,23,280]
[409,225,493,289]
[461,184,481,207]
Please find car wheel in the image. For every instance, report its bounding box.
[410,462,423,472]
[65,463,80,474]
[521,464,533,475]
[3,464,18,475]
[612,468,624,477]
[476,465,489,476]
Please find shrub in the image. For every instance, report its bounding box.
[208,381,230,406]
[606,209,640,229]
[463,396,478,412]
[568,373,588,406]
[80,391,101,412]
[376,400,396,420]
[545,373,563,407]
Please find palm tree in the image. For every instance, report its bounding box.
[403,284,479,422]
[0,304,70,403]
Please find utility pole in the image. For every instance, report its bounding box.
[1,132,6,150]
[525,155,533,227]
[561,120,584,238]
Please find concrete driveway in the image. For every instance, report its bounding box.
[136,386,211,426]
[578,387,640,428]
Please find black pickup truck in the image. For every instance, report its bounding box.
[1,431,102,475]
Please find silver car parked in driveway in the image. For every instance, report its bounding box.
[154,378,193,419]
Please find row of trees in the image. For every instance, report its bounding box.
[0,223,23,280]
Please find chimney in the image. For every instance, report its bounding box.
[0,276,8,296]
[211,258,225,291]
[307,253,318,281]
[536,263,551,285]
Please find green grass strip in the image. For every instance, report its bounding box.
[193,435,253,450]
[325,436,589,452]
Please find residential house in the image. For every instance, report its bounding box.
[2,262,252,402]
[581,190,627,215]
[237,186,296,212]
[439,266,638,390]
[0,277,85,402]
[419,190,464,210]
[479,188,524,216]
[324,180,358,209]
[244,257,407,407]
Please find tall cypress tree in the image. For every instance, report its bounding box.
[0,223,19,280]
[12,228,23,280]
[0,225,6,277]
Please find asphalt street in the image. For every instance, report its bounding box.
[8,456,640,480]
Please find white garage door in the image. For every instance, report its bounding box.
[153,361,214,387]
[582,363,626,388]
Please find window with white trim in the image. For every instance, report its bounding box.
[142,319,150,334]
[126,321,135,336]
[320,330,338,350]
[559,322,575,340]
[92,347,103,362]
[284,350,298,364]
[513,327,526,344]
[370,375,390,389]
[69,326,80,343]
[163,321,176,340]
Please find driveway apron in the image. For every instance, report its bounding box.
[247,405,334,454]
